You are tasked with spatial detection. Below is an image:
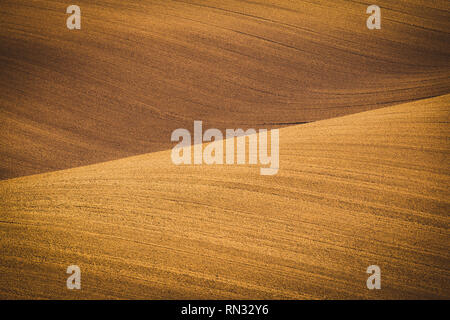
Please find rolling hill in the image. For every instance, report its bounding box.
[1,95,448,299]
[1,0,449,179]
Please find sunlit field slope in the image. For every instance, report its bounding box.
[1,0,449,179]
[1,95,449,299]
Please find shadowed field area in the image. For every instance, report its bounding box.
[1,95,449,299]
[1,0,449,179]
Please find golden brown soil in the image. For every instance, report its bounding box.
[1,95,449,299]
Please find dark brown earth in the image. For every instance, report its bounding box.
[1,0,449,179]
